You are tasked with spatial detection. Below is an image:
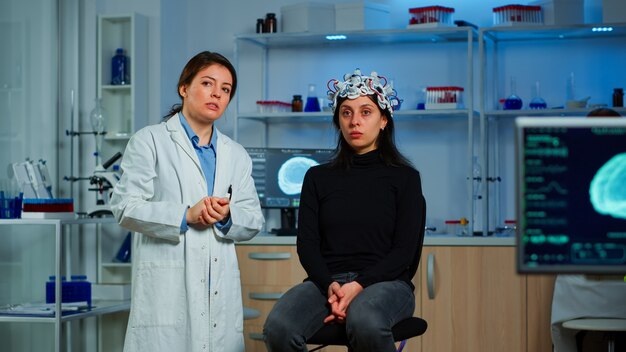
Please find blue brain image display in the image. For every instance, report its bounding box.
[277,156,319,195]
[589,152,626,219]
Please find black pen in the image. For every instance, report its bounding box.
[227,185,232,201]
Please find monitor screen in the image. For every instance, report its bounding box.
[515,117,626,274]
[247,147,334,209]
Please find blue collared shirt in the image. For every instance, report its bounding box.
[179,113,231,233]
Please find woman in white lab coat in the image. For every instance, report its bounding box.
[110,51,264,352]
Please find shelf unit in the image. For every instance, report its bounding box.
[478,22,626,234]
[96,13,148,152]
[234,27,482,236]
[0,217,129,352]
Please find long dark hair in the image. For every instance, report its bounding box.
[163,51,238,120]
[330,94,412,169]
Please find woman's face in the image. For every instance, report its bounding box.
[338,96,388,154]
[179,64,232,125]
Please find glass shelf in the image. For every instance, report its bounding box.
[0,299,130,323]
[238,109,475,123]
[481,22,626,42]
[484,107,626,118]
[236,27,477,48]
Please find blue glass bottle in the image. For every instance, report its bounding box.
[111,48,129,85]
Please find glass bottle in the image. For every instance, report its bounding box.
[504,76,523,110]
[90,98,107,166]
[256,18,264,34]
[304,84,321,112]
[111,48,129,85]
[291,94,303,112]
[264,13,277,33]
[529,81,547,109]
[613,88,624,107]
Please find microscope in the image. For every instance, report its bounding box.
[88,152,122,217]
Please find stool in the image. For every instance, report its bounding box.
[307,316,427,352]
[562,318,626,352]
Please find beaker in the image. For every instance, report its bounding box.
[304,84,321,112]
[504,76,523,110]
[529,81,547,109]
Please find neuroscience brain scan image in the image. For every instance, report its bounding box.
[277,156,319,195]
[589,152,626,220]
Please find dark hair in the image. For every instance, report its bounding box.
[330,94,412,169]
[587,108,621,117]
[163,51,238,120]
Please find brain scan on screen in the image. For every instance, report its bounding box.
[589,152,626,219]
[277,157,319,195]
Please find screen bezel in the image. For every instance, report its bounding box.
[515,117,626,274]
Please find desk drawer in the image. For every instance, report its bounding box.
[236,245,306,286]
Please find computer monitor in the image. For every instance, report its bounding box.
[247,147,334,235]
[515,117,626,274]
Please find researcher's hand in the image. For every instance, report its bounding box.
[323,281,363,324]
[186,196,230,229]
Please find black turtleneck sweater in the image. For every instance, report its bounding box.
[296,150,424,293]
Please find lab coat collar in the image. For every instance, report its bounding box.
[166,114,203,171]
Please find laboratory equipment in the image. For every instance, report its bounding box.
[11,159,54,199]
[88,152,123,217]
[492,5,543,26]
[114,232,132,263]
[304,84,321,112]
[0,190,23,219]
[529,81,547,109]
[46,275,92,308]
[264,13,277,33]
[111,48,129,85]
[504,77,523,110]
[425,86,464,109]
[90,98,107,165]
[408,6,455,28]
[291,95,303,112]
[613,88,624,107]
[515,117,626,274]
[256,18,264,33]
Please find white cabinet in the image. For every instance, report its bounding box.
[0,218,130,352]
[478,23,626,233]
[234,28,481,234]
[96,13,148,145]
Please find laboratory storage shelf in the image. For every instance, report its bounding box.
[96,13,148,144]
[477,22,626,235]
[237,109,474,123]
[0,217,129,352]
[234,26,483,248]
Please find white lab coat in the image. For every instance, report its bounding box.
[551,274,626,352]
[110,114,264,352]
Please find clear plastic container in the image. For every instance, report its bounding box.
[408,6,455,28]
[425,86,464,109]
[493,5,542,26]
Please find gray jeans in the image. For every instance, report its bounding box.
[263,273,415,352]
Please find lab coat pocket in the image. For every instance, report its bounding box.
[131,260,186,328]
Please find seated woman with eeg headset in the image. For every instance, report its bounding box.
[263,69,425,352]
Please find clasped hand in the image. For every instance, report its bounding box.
[324,281,363,324]
[186,196,230,229]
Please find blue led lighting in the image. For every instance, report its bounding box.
[592,27,614,32]
[325,35,347,40]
